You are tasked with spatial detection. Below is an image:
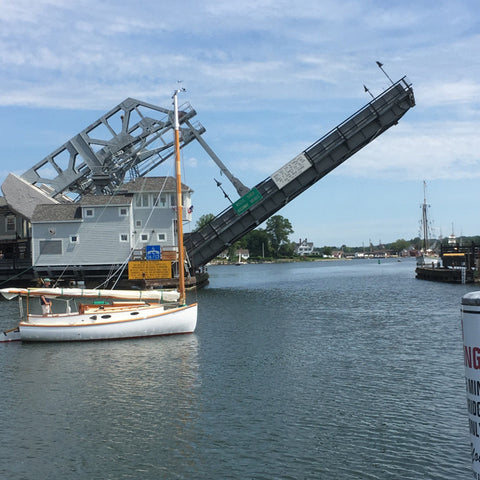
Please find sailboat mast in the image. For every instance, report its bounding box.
[422,180,429,252]
[173,90,186,304]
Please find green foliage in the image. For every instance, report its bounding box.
[245,229,272,257]
[265,215,294,253]
[194,213,216,231]
[390,238,410,252]
[322,246,333,256]
[227,215,294,260]
[227,240,246,260]
[278,241,295,257]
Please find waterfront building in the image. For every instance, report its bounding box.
[29,177,193,282]
[294,238,315,256]
[0,197,31,265]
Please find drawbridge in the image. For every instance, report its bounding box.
[1,75,414,276]
[184,77,415,268]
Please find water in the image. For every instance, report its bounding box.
[0,258,474,479]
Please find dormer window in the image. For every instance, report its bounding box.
[135,193,149,208]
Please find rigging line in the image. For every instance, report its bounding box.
[0,246,59,287]
[103,178,169,287]
[0,262,37,287]
[95,171,174,289]
[95,263,119,289]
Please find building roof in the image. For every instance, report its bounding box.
[31,204,82,222]
[80,194,133,206]
[121,176,192,193]
[31,194,134,222]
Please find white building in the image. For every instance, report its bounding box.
[294,238,314,256]
[31,177,193,269]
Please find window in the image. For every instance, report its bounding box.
[154,194,167,207]
[135,220,142,228]
[39,240,62,255]
[135,193,149,208]
[85,208,94,218]
[70,235,79,244]
[157,233,166,242]
[119,207,128,216]
[119,234,129,242]
[141,234,149,242]
[6,216,15,232]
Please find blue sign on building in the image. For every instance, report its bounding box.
[146,245,161,260]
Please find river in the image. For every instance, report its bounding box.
[0,258,474,479]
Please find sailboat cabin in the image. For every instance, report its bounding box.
[30,177,193,268]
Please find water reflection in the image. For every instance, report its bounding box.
[0,332,200,479]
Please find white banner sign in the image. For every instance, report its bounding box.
[271,153,311,190]
[462,292,480,479]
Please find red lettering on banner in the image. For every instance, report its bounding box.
[475,348,480,370]
[466,346,473,368]
[465,346,480,369]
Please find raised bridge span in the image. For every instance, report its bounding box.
[184,77,415,270]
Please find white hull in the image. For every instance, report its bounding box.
[17,303,197,342]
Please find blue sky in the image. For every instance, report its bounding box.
[1,0,479,247]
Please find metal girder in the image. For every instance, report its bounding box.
[184,77,415,269]
[19,98,204,197]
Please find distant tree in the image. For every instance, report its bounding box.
[227,239,247,260]
[194,213,216,231]
[322,246,333,256]
[245,229,272,257]
[278,241,295,257]
[390,239,409,252]
[265,215,294,253]
[410,236,422,250]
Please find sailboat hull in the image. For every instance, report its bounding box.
[18,304,197,342]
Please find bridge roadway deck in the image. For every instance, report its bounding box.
[184,77,415,270]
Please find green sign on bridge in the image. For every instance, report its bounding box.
[232,188,263,215]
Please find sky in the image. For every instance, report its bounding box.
[1,0,480,247]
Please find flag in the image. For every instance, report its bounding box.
[188,205,194,214]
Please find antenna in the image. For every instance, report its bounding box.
[214,178,233,204]
[173,80,186,97]
[376,61,394,85]
[363,84,374,99]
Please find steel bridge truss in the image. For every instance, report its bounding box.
[19,97,247,198]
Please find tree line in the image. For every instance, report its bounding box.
[194,213,480,260]
[195,214,295,260]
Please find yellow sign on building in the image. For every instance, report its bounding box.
[128,260,172,279]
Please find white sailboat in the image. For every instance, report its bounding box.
[235,252,246,265]
[0,89,197,342]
